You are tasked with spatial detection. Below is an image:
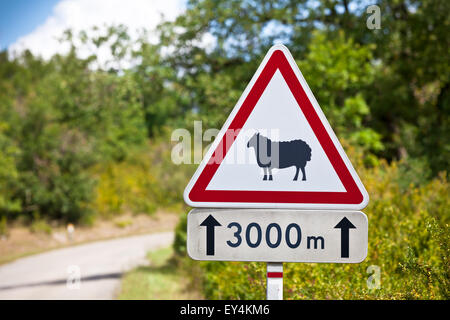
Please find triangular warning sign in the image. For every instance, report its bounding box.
[184,44,369,210]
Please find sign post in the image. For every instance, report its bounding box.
[266,262,283,300]
[183,44,369,300]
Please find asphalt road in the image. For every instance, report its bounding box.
[0,232,174,299]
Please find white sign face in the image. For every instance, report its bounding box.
[187,209,368,263]
[207,70,345,193]
[184,44,369,210]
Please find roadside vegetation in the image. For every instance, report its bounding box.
[118,246,203,300]
[174,146,449,299]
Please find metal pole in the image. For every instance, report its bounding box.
[266,262,283,300]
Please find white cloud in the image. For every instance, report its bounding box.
[8,0,186,60]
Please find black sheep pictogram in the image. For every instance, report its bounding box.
[247,133,312,181]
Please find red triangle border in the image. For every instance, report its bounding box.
[189,49,364,205]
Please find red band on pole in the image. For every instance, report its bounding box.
[267,272,283,278]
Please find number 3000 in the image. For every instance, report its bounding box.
[226,222,302,249]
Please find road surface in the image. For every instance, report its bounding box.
[0,232,174,299]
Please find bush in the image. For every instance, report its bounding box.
[91,158,159,217]
[175,149,449,300]
[91,136,196,217]
[0,50,148,223]
[0,216,8,237]
[173,212,188,257]
[0,122,21,216]
[29,215,53,235]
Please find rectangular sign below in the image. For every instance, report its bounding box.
[187,209,368,263]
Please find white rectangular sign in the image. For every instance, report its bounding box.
[187,209,368,263]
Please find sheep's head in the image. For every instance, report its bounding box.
[247,133,259,148]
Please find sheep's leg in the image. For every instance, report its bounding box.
[293,167,300,181]
[301,166,306,181]
[263,167,268,181]
[268,168,273,181]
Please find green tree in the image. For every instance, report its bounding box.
[0,31,148,221]
[157,2,383,155]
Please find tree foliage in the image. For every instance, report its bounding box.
[0,42,148,221]
[0,0,448,223]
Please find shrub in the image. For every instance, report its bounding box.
[0,122,21,216]
[0,50,148,223]
[0,216,8,237]
[173,212,188,257]
[91,158,159,217]
[29,215,53,235]
[91,136,196,217]
[175,148,449,299]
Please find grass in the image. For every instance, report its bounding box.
[114,218,133,229]
[29,219,53,235]
[118,246,203,300]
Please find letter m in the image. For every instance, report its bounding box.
[307,236,325,249]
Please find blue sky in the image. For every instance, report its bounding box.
[2,0,185,58]
[0,0,60,49]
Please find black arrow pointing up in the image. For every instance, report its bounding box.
[334,217,356,258]
[200,215,221,256]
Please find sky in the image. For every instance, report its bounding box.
[0,0,60,49]
[0,0,186,59]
